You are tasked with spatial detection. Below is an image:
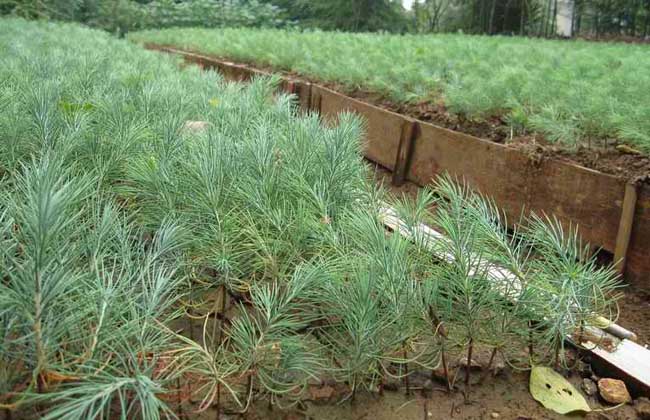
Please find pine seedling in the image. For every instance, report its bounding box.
[524,215,621,369]
[226,263,328,411]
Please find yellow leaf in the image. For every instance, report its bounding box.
[208,98,220,107]
[530,366,591,414]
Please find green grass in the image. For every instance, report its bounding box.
[129,27,650,153]
[1,18,622,418]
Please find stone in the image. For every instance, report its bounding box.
[182,120,210,135]
[490,412,500,418]
[307,384,335,401]
[581,378,598,396]
[408,371,436,390]
[597,378,631,404]
[457,356,483,370]
[635,397,650,419]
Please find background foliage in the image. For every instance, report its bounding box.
[0,0,286,34]
[3,0,650,38]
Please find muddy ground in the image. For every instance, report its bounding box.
[192,366,645,420]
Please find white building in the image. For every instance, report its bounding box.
[556,0,575,37]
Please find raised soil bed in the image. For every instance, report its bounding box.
[146,45,650,294]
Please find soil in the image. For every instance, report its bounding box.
[156,45,650,183]
[616,287,650,347]
[191,361,642,420]
[339,87,650,183]
[184,286,649,420]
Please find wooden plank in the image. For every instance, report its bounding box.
[587,338,650,397]
[407,122,626,253]
[282,80,311,112]
[624,183,650,290]
[614,183,638,274]
[312,85,404,171]
[525,159,625,253]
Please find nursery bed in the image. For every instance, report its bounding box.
[5,19,650,420]
[129,29,650,161]
[144,45,650,293]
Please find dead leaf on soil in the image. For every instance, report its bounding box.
[529,366,591,415]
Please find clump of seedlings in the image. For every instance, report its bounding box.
[0,18,623,419]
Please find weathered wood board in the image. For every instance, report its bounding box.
[626,184,650,286]
[311,85,404,171]
[408,122,626,251]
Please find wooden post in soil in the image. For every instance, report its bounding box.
[613,182,638,275]
[392,120,418,187]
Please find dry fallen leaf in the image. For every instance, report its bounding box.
[529,366,590,415]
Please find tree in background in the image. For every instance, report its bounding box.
[0,0,287,34]
[260,0,409,32]
[2,0,650,38]
[413,0,450,32]
[412,0,539,35]
[573,0,650,38]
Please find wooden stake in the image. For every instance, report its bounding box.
[392,120,418,186]
[614,182,638,275]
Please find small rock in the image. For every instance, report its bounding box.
[635,397,650,419]
[182,120,210,135]
[457,356,483,370]
[409,371,435,389]
[598,378,631,404]
[582,378,598,396]
[490,412,500,419]
[421,379,434,390]
[307,384,334,401]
